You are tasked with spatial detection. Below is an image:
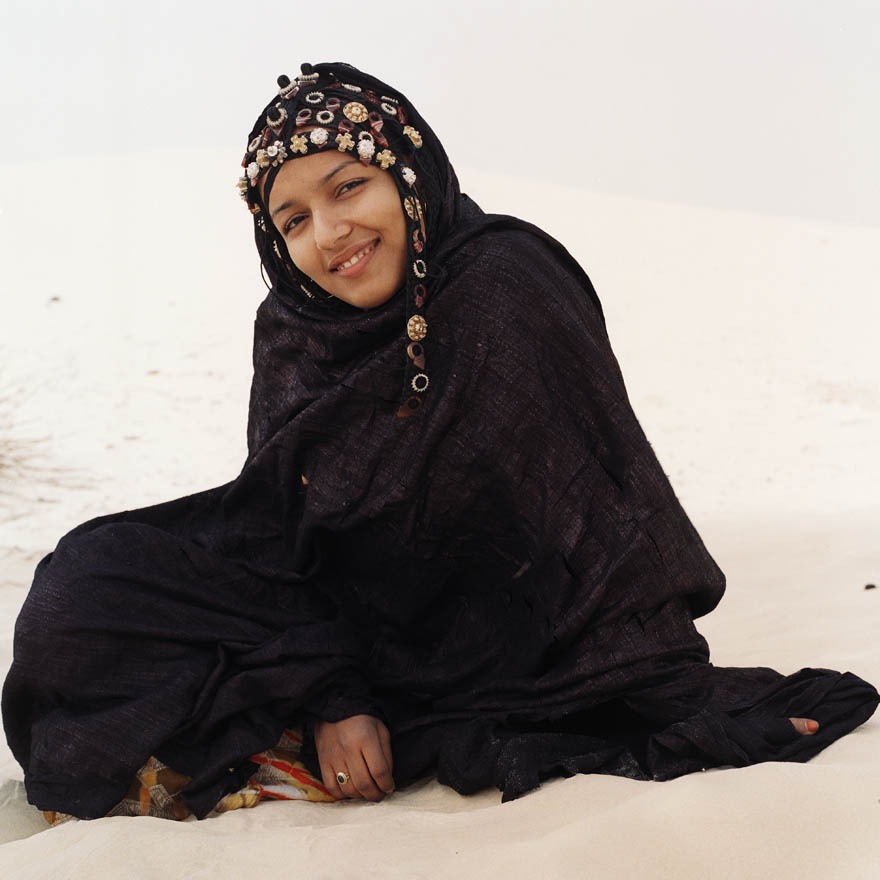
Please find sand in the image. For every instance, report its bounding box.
[1,152,877,878]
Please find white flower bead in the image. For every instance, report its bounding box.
[246,162,261,180]
[357,139,375,160]
[402,167,417,186]
[309,128,329,146]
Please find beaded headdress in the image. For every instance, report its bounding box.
[240,62,440,418]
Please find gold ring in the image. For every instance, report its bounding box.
[335,770,350,786]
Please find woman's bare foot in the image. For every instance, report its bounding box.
[789,717,819,735]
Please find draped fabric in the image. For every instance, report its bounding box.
[3,69,877,819]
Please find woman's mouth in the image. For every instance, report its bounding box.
[333,241,379,276]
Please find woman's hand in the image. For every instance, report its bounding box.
[314,714,395,801]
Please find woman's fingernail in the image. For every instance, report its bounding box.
[806,720,819,733]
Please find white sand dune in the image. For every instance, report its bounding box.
[1,153,878,878]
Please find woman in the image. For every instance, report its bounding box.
[3,62,877,820]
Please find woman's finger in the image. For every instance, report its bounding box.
[317,744,357,800]
[378,722,394,781]
[318,754,346,799]
[362,730,395,794]
[346,750,385,801]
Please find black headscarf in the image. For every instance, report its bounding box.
[3,63,877,820]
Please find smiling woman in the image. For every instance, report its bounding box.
[265,152,407,309]
[2,61,877,823]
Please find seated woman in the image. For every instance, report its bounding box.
[3,61,877,821]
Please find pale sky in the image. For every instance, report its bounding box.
[2,0,879,225]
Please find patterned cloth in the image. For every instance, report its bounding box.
[42,728,334,825]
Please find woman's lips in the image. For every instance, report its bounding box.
[332,240,379,277]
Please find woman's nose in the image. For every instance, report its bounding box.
[313,209,350,251]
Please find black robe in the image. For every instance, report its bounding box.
[3,199,877,819]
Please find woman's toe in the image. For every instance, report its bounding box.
[789,717,819,735]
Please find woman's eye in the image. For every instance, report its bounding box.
[338,179,365,197]
[284,215,307,233]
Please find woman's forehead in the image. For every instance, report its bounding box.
[261,150,368,208]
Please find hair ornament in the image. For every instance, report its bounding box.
[367,112,388,147]
[376,149,396,170]
[266,140,287,165]
[341,83,362,92]
[381,101,398,116]
[309,128,329,146]
[356,132,375,161]
[316,109,334,125]
[412,259,427,279]
[305,91,325,104]
[296,66,320,86]
[266,106,288,131]
[277,74,297,99]
[295,108,313,126]
[335,132,355,152]
[411,373,430,393]
[401,167,417,186]
[403,126,423,148]
[266,109,288,135]
[343,102,369,123]
[290,134,308,154]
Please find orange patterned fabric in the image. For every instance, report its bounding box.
[42,728,335,826]
[241,728,336,805]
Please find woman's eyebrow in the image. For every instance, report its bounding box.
[319,157,359,185]
[270,158,360,219]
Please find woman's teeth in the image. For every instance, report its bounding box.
[337,242,376,271]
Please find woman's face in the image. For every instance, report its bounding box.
[264,150,408,309]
